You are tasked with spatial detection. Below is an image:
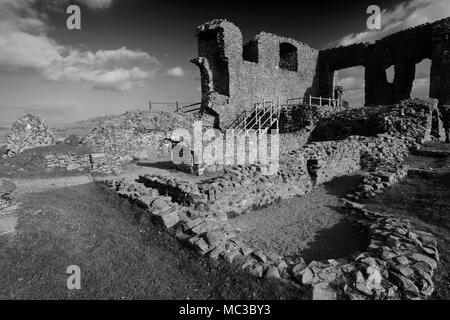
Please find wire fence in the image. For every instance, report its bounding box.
[148,101,201,113]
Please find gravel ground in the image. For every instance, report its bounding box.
[230,175,369,262]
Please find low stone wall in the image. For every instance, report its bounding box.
[0,179,16,210]
[284,134,409,186]
[299,200,439,300]
[347,165,409,202]
[279,128,314,155]
[139,160,313,217]
[309,98,443,144]
[301,139,362,185]
[279,104,338,134]
[162,134,411,215]
[45,152,128,175]
[101,160,439,300]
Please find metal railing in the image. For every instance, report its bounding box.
[308,96,340,108]
[233,98,281,136]
[148,101,201,113]
[229,95,340,135]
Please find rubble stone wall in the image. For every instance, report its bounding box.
[79,110,200,166]
[45,152,126,175]
[101,157,439,300]
[0,179,16,210]
[193,19,319,128]
[309,98,443,144]
[139,160,313,217]
[3,114,56,158]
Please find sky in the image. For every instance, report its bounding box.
[0,0,449,126]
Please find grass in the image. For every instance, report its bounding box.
[0,181,304,300]
[361,167,450,300]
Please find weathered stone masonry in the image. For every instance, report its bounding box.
[193,18,450,138]
[192,19,318,127]
[317,18,450,108]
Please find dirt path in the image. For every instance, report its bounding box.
[11,175,92,196]
[230,175,369,262]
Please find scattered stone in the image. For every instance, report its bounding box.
[248,264,264,278]
[312,283,337,300]
[408,253,437,270]
[265,265,281,279]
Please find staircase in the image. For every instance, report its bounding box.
[229,99,283,135]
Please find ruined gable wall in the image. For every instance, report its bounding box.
[193,20,319,128]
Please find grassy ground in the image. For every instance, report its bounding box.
[361,157,450,300]
[230,175,369,262]
[0,180,304,300]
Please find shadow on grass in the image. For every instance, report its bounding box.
[297,206,369,263]
[136,160,175,170]
[321,174,361,198]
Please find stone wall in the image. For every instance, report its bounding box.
[301,139,362,185]
[279,103,339,134]
[139,161,313,218]
[283,134,409,186]
[193,18,450,132]
[193,19,319,128]
[0,179,15,210]
[80,109,199,163]
[45,152,126,175]
[309,98,444,144]
[317,18,450,108]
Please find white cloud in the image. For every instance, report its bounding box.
[45,47,159,91]
[78,0,115,9]
[0,0,160,91]
[166,66,185,77]
[336,0,450,46]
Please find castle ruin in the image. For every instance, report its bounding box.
[192,18,450,136]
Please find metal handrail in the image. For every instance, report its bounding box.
[256,104,280,135]
[235,106,267,135]
[229,110,249,129]
[238,101,274,134]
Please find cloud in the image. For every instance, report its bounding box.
[166,66,185,77]
[335,0,450,46]
[0,0,160,91]
[39,0,116,11]
[45,47,160,91]
[78,0,115,9]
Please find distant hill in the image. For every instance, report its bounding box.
[0,126,9,144]
[52,113,127,138]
